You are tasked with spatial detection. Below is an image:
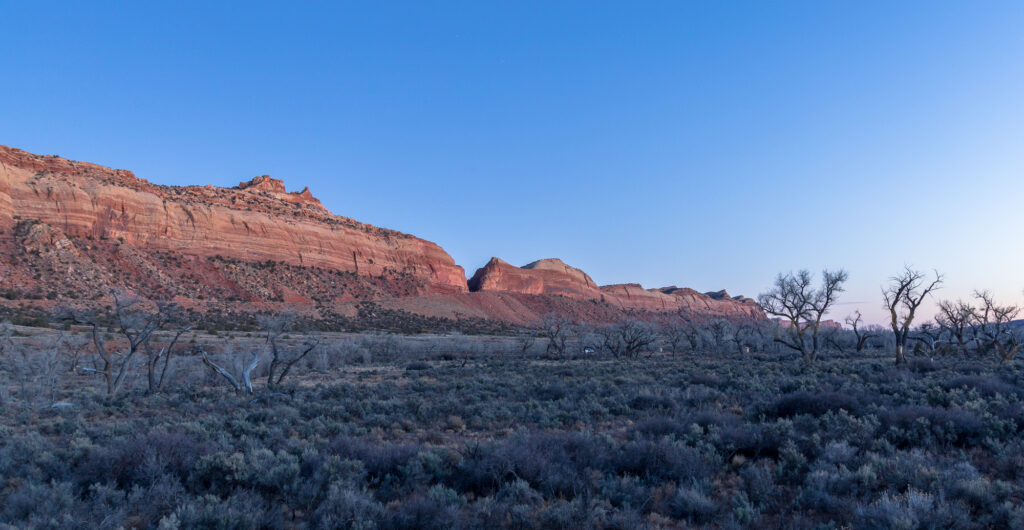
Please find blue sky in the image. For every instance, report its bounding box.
[3,1,1023,324]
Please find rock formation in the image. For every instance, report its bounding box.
[0,145,467,296]
[468,259,764,320]
[0,144,764,328]
[468,258,601,299]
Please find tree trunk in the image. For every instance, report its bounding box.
[895,344,907,365]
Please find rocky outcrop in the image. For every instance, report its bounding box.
[468,257,601,299]
[0,144,764,328]
[0,145,467,294]
[469,258,764,320]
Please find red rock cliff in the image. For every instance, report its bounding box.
[468,257,601,299]
[468,258,764,320]
[0,145,467,294]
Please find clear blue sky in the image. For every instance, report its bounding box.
[3,1,1023,324]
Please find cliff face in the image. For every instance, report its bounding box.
[468,258,764,320]
[0,144,764,328]
[468,258,601,299]
[0,145,467,295]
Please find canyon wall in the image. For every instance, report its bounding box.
[0,144,763,327]
[0,145,467,295]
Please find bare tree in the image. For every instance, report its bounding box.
[730,321,753,354]
[935,299,975,355]
[201,348,260,395]
[882,267,943,365]
[820,327,846,354]
[144,325,191,395]
[621,320,657,358]
[742,321,772,353]
[732,320,771,354]
[602,319,657,358]
[704,319,734,354]
[259,313,321,390]
[659,320,689,355]
[845,310,878,353]
[673,313,704,352]
[910,322,944,357]
[758,269,849,366]
[62,294,181,395]
[972,290,1021,363]
[65,335,89,374]
[515,334,536,357]
[540,313,571,357]
[0,324,69,418]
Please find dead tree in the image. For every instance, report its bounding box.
[540,313,571,357]
[260,313,321,390]
[601,320,657,358]
[659,319,689,355]
[0,324,69,417]
[704,319,735,354]
[845,310,878,353]
[971,290,1021,363]
[62,294,181,395]
[65,335,89,373]
[935,299,974,355]
[144,326,191,395]
[679,316,703,352]
[820,327,846,354]
[730,321,756,354]
[882,267,943,365]
[758,269,848,366]
[910,323,944,357]
[742,321,772,353]
[516,334,536,357]
[618,320,657,358]
[201,349,260,395]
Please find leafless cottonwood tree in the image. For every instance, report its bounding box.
[935,299,975,355]
[601,319,657,358]
[882,267,943,365]
[972,290,1021,363]
[742,321,772,353]
[144,321,191,395]
[261,313,321,390]
[679,316,703,352]
[659,319,689,355]
[758,269,848,366]
[730,321,760,353]
[541,313,571,357]
[704,319,734,354]
[62,294,184,395]
[845,310,878,353]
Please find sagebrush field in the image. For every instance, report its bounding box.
[2,325,1022,529]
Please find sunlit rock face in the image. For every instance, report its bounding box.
[0,144,763,325]
[0,144,468,297]
[468,257,764,320]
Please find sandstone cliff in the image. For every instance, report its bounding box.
[468,258,601,299]
[0,144,764,328]
[468,258,764,320]
[0,145,467,297]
